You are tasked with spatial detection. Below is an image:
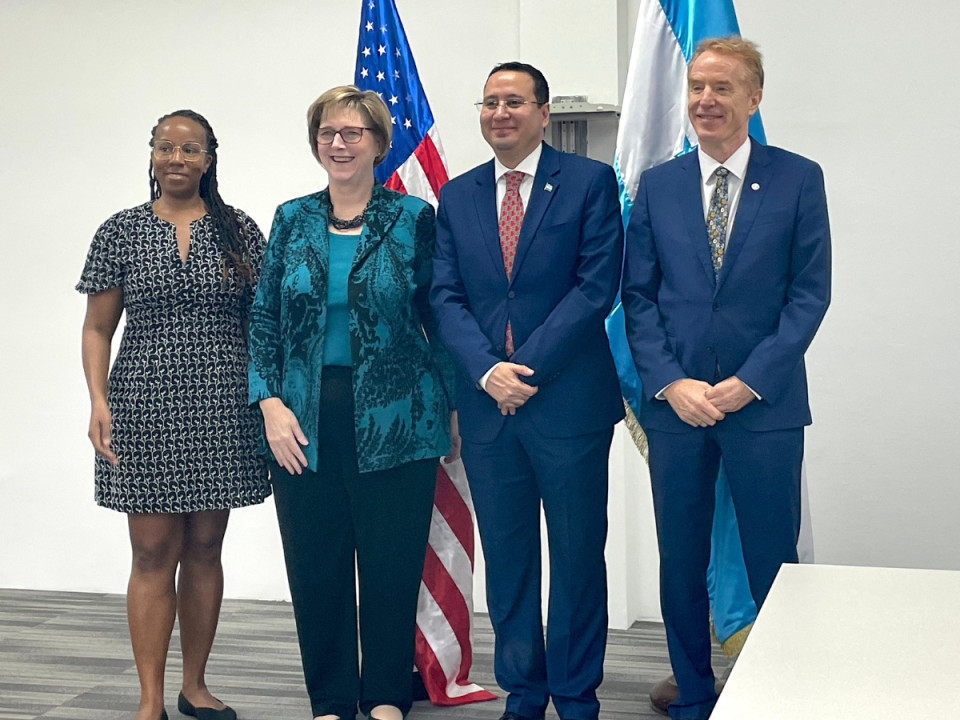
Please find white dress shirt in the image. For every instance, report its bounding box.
[479,144,543,390]
[657,137,761,401]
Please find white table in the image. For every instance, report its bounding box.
[710,563,960,720]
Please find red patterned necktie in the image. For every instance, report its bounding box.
[499,170,525,356]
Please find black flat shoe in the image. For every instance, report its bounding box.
[177,692,237,720]
[160,710,169,720]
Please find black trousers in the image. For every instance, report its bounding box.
[271,366,438,719]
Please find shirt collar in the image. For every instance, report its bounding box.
[494,142,543,183]
[698,136,752,182]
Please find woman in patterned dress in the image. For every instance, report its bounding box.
[248,87,459,720]
[78,110,268,720]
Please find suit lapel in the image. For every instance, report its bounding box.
[511,142,559,285]
[354,184,401,270]
[473,161,508,283]
[716,139,773,293]
[678,151,716,288]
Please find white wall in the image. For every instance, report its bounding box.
[735,0,960,572]
[1,0,957,629]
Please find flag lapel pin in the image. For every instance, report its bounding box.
[544,183,553,192]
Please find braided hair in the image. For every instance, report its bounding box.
[149,109,254,286]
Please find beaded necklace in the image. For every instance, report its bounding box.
[327,195,370,231]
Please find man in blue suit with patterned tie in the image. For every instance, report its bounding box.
[622,37,831,720]
[430,63,624,720]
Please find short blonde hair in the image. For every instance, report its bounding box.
[306,85,393,166]
[690,36,764,90]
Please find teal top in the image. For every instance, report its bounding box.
[323,231,360,366]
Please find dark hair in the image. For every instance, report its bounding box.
[149,109,254,286]
[487,62,550,105]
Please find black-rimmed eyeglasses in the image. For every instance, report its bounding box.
[316,127,374,144]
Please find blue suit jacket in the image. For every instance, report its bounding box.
[622,140,831,433]
[430,143,625,442]
[248,185,456,473]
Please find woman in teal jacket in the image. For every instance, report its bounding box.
[248,86,457,720]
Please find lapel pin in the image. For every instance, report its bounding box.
[751,182,760,190]
[544,183,554,193]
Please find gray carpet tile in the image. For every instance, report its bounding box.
[0,589,729,719]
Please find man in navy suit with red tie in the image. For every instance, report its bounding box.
[430,63,624,720]
[623,37,831,719]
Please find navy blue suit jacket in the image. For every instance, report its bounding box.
[430,143,625,442]
[622,140,831,434]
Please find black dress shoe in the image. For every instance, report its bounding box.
[177,692,237,720]
[499,712,545,720]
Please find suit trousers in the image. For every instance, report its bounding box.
[271,366,438,720]
[461,411,613,720]
[646,418,803,720]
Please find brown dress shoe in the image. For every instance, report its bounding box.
[649,674,679,716]
[648,674,726,716]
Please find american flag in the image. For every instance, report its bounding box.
[355,0,449,206]
[354,0,495,706]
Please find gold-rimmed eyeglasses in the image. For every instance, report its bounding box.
[316,127,374,145]
[474,98,540,113]
[152,141,208,161]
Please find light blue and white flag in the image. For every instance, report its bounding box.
[607,0,812,655]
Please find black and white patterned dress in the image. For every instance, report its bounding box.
[77,203,270,513]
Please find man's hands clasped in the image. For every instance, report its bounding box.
[705,377,756,414]
[484,362,538,415]
[663,376,755,428]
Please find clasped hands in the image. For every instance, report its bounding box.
[484,362,538,416]
[663,376,755,428]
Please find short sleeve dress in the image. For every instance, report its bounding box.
[76,203,270,513]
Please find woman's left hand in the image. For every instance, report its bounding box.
[445,410,461,462]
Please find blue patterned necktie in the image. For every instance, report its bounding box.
[706,166,730,275]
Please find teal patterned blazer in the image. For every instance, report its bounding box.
[248,185,457,474]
